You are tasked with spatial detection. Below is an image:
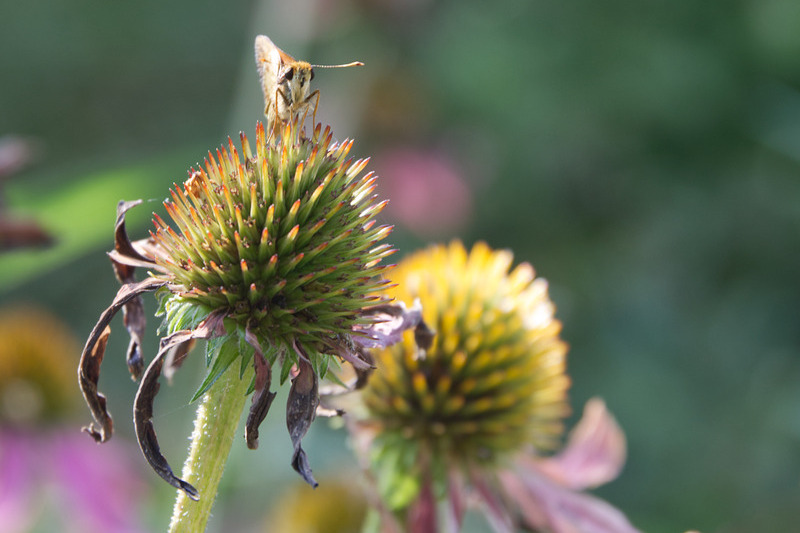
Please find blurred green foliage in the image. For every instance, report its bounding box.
[2,0,800,532]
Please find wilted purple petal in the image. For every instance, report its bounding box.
[286,357,319,487]
[0,432,36,533]
[326,334,374,371]
[499,466,639,533]
[353,300,428,350]
[534,398,626,490]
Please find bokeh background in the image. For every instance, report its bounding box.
[2,0,800,531]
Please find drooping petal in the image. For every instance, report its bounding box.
[78,326,113,443]
[78,276,169,443]
[499,466,639,533]
[110,200,160,380]
[533,398,626,490]
[326,333,374,371]
[244,328,276,450]
[132,311,226,499]
[353,300,431,351]
[112,200,153,268]
[286,356,319,487]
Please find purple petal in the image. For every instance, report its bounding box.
[534,398,627,490]
[472,474,515,533]
[499,466,639,533]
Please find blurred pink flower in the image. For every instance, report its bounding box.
[0,305,149,533]
[375,148,472,238]
[0,428,149,533]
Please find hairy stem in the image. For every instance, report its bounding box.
[168,364,253,533]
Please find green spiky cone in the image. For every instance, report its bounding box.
[153,120,394,385]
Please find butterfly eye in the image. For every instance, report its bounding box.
[284,68,294,81]
[310,69,315,81]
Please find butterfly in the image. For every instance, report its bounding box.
[254,35,363,134]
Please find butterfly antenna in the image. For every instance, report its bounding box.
[311,61,364,69]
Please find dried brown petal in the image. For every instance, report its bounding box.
[112,200,152,272]
[134,332,200,500]
[123,296,147,380]
[78,326,112,442]
[78,276,168,443]
[110,200,161,379]
[286,356,319,487]
[244,329,276,450]
[132,310,227,500]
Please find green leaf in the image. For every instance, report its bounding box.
[236,329,255,378]
[371,436,421,511]
[191,335,240,402]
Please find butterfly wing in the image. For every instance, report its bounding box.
[254,35,283,115]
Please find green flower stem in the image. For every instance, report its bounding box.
[169,364,254,533]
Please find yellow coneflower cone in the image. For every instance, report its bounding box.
[0,306,79,424]
[361,241,571,507]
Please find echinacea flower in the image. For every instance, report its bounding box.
[374,148,472,238]
[351,241,638,532]
[78,119,418,513]
[0,305,148,533]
